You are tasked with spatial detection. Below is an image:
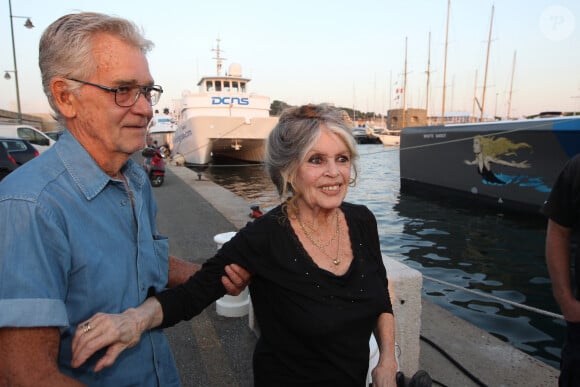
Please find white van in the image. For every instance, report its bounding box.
[0,124,55,153]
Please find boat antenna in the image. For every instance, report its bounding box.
[212,37,227,76]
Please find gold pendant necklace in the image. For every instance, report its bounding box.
[298,210,341,265]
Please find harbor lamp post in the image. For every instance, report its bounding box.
[5,0,34,123]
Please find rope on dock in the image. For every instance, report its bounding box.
[422,274,564,320]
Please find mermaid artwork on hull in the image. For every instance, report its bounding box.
[464,135,531,184]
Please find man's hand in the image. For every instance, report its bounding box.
[72,298,163,372]
[222,263,251,295]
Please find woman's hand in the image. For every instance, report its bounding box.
[222,263,252,295]
[71,298,163,372]
[371,362,398,387]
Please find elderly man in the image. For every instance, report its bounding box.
[0,12,247,386]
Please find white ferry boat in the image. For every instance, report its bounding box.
[172,40,278,165]
[148,108,177,152]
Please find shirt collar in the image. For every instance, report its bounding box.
[55,130,146,201]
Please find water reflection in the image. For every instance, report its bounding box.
[202,145,563,368]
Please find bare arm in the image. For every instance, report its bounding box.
[546,219,580,321]
[71,297,164,372]
[167,255,201,288]
[486,155,530,168]
[168,255,251,295]
[0,327,85,386]
[370,312,398,387]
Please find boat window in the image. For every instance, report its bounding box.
[232,81,239,92]
[240,82,246,93]
[215,81,222,92]
[224,81,230,92]
[206,81,214,92]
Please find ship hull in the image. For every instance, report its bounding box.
[400,116,580,215]
[172,116,278,165]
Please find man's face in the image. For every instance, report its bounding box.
[70,33,154,158]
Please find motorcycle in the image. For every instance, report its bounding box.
[141,147,166,187]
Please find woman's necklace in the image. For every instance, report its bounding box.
[298,210,341,265]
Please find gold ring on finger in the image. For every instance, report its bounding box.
[82,321,92,334]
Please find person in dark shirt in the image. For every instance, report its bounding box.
[71,103,397,386]
[542,154,580,386]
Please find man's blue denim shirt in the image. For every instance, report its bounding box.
[0,131,180,386]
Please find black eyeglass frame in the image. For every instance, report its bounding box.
[66,78,163,107]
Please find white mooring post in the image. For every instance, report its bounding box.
[213,231,250,317]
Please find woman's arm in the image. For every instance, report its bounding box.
[71,297,163,372]
[486,155,530,168]
[72,260,251,371]
[168,255,250,295]
[370,312,398,387]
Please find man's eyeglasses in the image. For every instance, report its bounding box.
[67,78,163,108]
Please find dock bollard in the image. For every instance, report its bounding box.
[382,255,422,380]
[213,232,250,317]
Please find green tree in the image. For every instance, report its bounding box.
[269,100,293,116]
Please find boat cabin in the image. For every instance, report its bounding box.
[198,76,249,93]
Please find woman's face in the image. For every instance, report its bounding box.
[294,127,351,212]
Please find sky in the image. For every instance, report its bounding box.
[1,0,579,119]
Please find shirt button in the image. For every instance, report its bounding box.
[121,199,128,206]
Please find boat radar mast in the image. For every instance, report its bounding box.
[212,38,227,76]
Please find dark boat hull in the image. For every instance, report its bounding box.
[400,116,580,215]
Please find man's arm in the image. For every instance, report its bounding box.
[167,255,250,295]
[167,255,201,288]
[0,327,85,386]
[546,219,580,321]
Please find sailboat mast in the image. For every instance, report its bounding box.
[441,0,450,124]
[425,31,431,117]
[471,69,478,122]
[403,36,408,129]
[507,50,517,120]
[479,5,494,122]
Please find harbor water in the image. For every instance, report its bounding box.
[200,144,564,369]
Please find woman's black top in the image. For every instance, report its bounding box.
[156,202,393,386]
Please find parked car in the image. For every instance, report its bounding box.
[45,130,64,141]
[0,137,39,165]
[0,124,55,153]
[0,142,18,181]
